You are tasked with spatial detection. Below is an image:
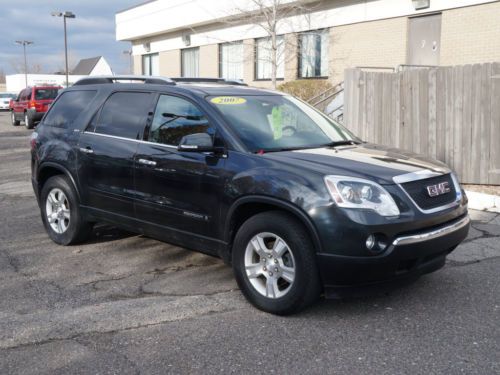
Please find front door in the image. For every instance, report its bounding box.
[77,91,155,220]
[133,94,226,248]
[408,14,442,66]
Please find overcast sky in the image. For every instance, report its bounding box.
[0,0,141,75]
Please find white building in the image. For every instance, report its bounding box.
[6,56,113,92]
[71,56,113,76]
[115,0,500,87]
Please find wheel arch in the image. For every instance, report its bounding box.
[224,196,323,261]
[37,162,81,201]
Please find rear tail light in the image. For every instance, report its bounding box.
[29,100,36,109]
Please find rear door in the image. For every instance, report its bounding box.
[77,91,155,220]
[133,93,227,244]
[13,89,27,115]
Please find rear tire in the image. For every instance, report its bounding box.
[40,175,92,245]
[24,112,34,129]
[11,111,20,126]
[232,211,321,315]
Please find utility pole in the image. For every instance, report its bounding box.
[52,11,76,87]
[15,40,33,87]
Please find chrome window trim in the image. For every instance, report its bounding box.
[392,215,470,246]
[393,169,462,214]
[82,131,177,149]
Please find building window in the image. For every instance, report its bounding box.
[219,42,244,80]
[255,36,284,80]
[181,47,199,77]
[142,53,159,76]
[299,30,329,78]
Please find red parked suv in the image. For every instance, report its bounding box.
[11,86,62,129]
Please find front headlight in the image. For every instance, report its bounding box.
[324,175,400,217]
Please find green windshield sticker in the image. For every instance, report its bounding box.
[271,106,283,139]
[210,97,246,105]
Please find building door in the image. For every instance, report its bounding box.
[408,14,442,66]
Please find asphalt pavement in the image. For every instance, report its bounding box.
[0,112,498,374]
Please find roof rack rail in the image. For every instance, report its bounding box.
[171,77,248,86]
[73,75,176,86]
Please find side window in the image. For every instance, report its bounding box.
[26,89,32,101]
[19,90,27,101]
[94,92,152,139]
[43,90,97,128]
[149,95,213,146]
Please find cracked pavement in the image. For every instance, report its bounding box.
[0,112,498,374]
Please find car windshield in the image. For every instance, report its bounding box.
[0,93,15,99]
[207,95,359,152]
[35,88,59,100]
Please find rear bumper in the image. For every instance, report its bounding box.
[317,215,470,297]
[27,109,45,121]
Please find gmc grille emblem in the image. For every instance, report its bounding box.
[426,182,451,197]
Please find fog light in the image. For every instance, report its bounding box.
[366,233,389,254]
[366,235,375,250]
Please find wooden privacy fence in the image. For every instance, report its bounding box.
[343,63,500,185]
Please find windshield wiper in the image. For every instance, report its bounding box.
[255,140,361,154]
[322,140,361,147]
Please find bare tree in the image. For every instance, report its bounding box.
[8,57,44,74]
[55,51,79,74]
[0,68,5,84]
[228,0,315,89]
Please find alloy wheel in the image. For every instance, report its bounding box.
[45,188,70,234]
[244,232,296,299]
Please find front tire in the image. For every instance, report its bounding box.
[232,211,321,315]
[40,175,92,245]
[24,112,34,129]
[11,111,20,126]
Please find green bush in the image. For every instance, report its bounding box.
[277,80,333,102]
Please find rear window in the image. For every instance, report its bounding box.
[43,90,97,128]
[35,88,59,100]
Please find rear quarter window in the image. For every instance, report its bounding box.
[43,90,97,128]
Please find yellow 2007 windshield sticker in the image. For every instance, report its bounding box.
[211,97,247,105]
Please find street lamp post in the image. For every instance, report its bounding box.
[51,11,76,87]
[15,40,33,88]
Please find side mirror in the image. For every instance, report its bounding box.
[178,133,215,152]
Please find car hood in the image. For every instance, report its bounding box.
[262,143,450,185]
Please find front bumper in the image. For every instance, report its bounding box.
[317,215,470,297]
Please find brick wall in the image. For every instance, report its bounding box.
[159,50,181,76]
[133,55,141,75]
[199,45,219,77]
[440,2,500,65]
[330,17,408,84]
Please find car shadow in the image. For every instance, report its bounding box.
[85,223,136,244]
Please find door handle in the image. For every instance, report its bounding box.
[138,158,157,166]
[79,147,94,154]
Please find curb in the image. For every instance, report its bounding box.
[465,190,500,213]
